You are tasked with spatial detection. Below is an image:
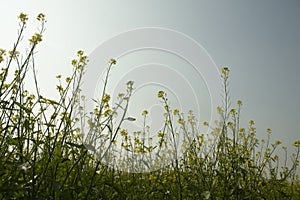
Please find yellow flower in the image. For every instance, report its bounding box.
[65,77,71,83]
[56,85,63,91]
[162,178,167,184]
[229,109,236,115]
[29,33,43,45]
[216,106,223,114]
[0,48,6,55]
[120,129,128,136]
[275,140,282,145]
[149,174,157,181]
[248,120,255,126]
[203,121,209,126]
[227,122,233,127]
[101,93,110,103]
[71,59,77,66]
[293,140,300,147]
[0,48,6,63]
[109,58,116,65]
[157,91,165,98]
[0,49,5,63]
[239,128,245,132]
[37,13,46,21]
[8,50,20,58]
[79,55,88,63]
[177,118,184,125]
[142,110,148,116]
[18,13,28,23]
[282,146,287,150]
[236,100,242,106]
[103,109,112,117]
[157,131,164,138]
[77,50,84,56]
[221,67,229,74]
[173,109,179,115]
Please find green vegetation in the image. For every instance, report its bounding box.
[0,13,299,200]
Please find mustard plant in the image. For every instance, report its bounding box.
[1,13,299,200]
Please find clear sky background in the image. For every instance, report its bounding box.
[1,1,299,158]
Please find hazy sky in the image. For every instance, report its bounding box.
[1,1,299,153]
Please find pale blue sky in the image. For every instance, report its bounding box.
[1,1,299,152]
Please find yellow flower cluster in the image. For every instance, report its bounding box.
[177,118,184,125]
[0,48,6,63]
[65,77,71,83]
[109,58,116,65]
[203,121,209,126]
[71,59,77,66]
[248,120,255,126]
[77,50,84,56]
[8,50,20,59]
[157,91,165,98]
[142,110,148,116]
[120,129,128,136]
[229,109,236,116]
[101,93,110,103]
[221,67,229,74]
[148,174,157,181]
[134,146,146,154]
[18,12,28,23]
[157,131,164,138]
[72,50,88,70]
[237,100,242,106]
[221,67,230,80]
[103,109,112,117]
[216,106,223,114]
[173,109,179,115]
[29,33,43,45]
[37,13,46,21]
[227,121,233,128]
[293,140,300,147]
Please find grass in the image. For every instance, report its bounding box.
[0,13,299,200]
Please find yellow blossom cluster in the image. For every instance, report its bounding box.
[29,33,43,45]
[173,109,179,115]
[0,49,6,63]
[157,91,165,98]
[142,110,148,116]
[18,12,28,23]
[101,93,110,103]
[37,13,46,21]
[109,58,117,65]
